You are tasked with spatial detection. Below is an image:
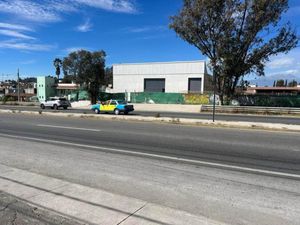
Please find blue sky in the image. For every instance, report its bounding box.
[0,0,299,85]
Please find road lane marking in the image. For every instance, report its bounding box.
[37,124,101,132]
[0,133,299,179]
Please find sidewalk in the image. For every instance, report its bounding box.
[0,192,81,225]
[0,164,225,225]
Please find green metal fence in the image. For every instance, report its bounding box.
[70,90,300,107]
[130,92,185,104]
[237,95,300,107]
[98,92,126,101]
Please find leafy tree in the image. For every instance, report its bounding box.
[62,50,106,104]
[105,67,113,87]
[276,79,285,87]
[53,58,62,80]
[170,0,298,104]
[239,78,250,89]
[288,80,298,87]
[19,77,37,84]
[61,75,73,84]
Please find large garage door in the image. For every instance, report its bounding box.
[144,79,165,92]
[188,78,202,93]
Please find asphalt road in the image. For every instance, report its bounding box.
[1,104,300,125]
[0,113,299,224]
[0,113,299,174]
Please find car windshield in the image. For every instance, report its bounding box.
[59,98,67,101]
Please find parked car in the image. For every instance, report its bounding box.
[40,97,71,110]
[91,99,134,115]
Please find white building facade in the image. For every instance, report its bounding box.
[113,61,211,94]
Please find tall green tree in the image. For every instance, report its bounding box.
[288,80,298,87]
[170,0,298,104]
[276,79,285,87]
[62,50,106,104]
[105,67,113,87]
[53,58,62,80]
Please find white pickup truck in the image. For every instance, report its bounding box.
[40,97,71,110]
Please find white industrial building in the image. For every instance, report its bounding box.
[113,60,212,94]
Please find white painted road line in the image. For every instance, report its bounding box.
[37,124,101,132]
[36,124,101,132]
[0,133,299,179]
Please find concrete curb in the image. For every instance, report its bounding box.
[1,109,300,132]
[0,164,224,225]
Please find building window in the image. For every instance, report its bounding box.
[144,79,165,92]
[188,78,202,93]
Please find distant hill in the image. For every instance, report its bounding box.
[249,73,300,86]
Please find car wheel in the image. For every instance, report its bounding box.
[95,109,100,114]
[53,104,58,110]
[40,104,45,109]
[124,111,128,115]
[63,106,68,110]
[114,109,120,115]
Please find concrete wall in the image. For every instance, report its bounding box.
[113,61,208,93]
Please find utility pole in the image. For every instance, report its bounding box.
[212,60,217,122]
[17,68,20,103]
[213,71,216,122]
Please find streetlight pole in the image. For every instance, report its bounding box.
[17,68,20,103]
[211,59,217,122]
[213,70,216,122]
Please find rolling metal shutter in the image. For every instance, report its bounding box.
[144,79,166,92]
[188,78,202,93]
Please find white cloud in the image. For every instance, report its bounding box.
[0,29,35,40]
[135,34,170,41]
[283,69,299,75]
[76,19,93,32]
[0,22,33,31]
[74,0,136,13]
[267,56,295,69]
[0,0,136,23]
[0,40,55,51]
[124,26,166,33]
[265,48,300,77]
[49,0,78,13]
[0,0,61,22]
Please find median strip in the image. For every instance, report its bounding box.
[0,108,300,132]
